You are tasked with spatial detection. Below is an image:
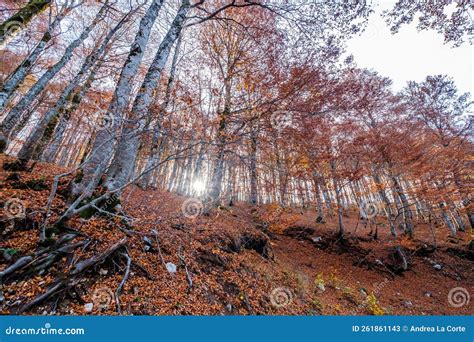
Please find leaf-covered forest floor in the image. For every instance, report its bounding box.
[0,154,472,316]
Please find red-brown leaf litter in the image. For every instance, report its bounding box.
[0,155,472,316]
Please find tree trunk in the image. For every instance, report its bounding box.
[372,169,396,236]
[249,125,258,205]
[137,35,182,188]
[8,90,47,144]
[41,56,102,163]
[0,7,67,111]
[312,171,325,223]
[104,0,189,192]
[0,4,107,152]
[321,179,332,212]
[439,202,457,235]
[330,160,344,237]
[272,136,287,206]
[17,12,126,163]
[453,169,473,229]
[391,175,414,237]
[0,0,51,47]
[73,0,165,198]
[209,74,232,202]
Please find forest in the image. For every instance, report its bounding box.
[0,0,472,316]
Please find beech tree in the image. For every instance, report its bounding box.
[0,0,470,241]
[0,2,109,152]
[0,0,52,46]
[384,0,473,47]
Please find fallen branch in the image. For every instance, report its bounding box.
[377,259,397,278]
[24,241,88,277]
[177,246,193,292]
[115,251,131,314]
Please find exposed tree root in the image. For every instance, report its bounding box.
[0,256,33,280]
[115,251,131,314]
[16,238,128,313]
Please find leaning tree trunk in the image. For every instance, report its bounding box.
[0,4,108,152]
[40,55,103,163]
[16,11,128,164]
[137,34,182,188]
[372,169,396,236]
[105,0,190,192]
[450,207,465,232]
[73,0,165,200]
[438,202,457,235]
[0,7,68,111]
[0,0,51,47]
[8,91,47,144]
[433,180,458,235]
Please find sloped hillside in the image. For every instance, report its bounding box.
[0,155,472,316]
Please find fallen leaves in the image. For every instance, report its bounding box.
[1,154,472,316]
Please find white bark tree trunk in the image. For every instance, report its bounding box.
[105,0,190,191]
[0,0,52,47]
[0,4,108,151]
[0,8,67,111]
[138,34,182,188]
[249,125,258,205]
[16,12,128,163]
[75,0,165,197]
[209,76,232,202]
[40,56,103,163]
